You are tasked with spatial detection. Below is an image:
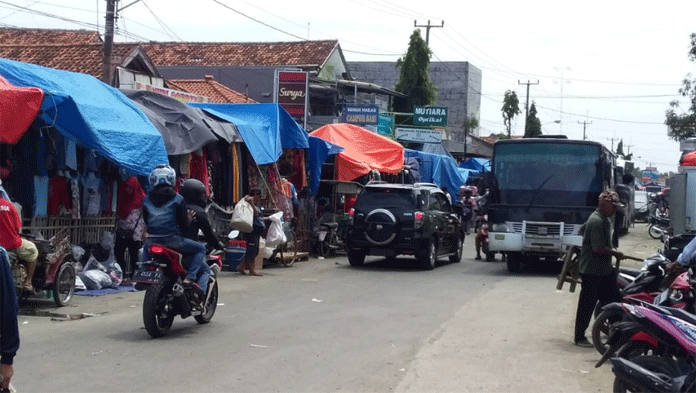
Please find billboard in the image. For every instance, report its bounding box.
[276,71,308,118]
[413,106,448,126]
[395,127,442,143]
[342,104,379,125]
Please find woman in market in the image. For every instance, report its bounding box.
[237,187,269,276]
[114,176,146,281]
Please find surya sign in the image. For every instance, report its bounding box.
[277,71,307,117]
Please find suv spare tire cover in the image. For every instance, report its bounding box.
[365,208,398,245]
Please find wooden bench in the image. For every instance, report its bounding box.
[23,216,116,245]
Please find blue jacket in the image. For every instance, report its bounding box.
[142,185,188,237]
[0,247,19,365]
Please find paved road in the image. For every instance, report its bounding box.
[12,223,661,392]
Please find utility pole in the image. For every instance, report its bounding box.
[577,120,592,140]
[606,137,620,153]
[103,0,116,86]
[518,80,539,133]
[553,66,572,133]
[414,20,444,46]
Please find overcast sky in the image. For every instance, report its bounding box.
[1,0,694,174]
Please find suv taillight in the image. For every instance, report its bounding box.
[414,211,424,229]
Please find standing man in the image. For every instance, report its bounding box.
[574,191,625,347]
[1,247,19,391]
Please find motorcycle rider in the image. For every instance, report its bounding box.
[0,182,38,291]
[179,179,224,292]
[140,165,208,295]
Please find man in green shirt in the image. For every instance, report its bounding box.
[574,191,625,348]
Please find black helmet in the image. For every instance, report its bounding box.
[180,178,207,208]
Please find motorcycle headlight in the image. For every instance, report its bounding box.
[491,223,509,232]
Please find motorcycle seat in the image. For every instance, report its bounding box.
[321,222,339,229]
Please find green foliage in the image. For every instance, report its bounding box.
[523,102,542,138]
[393,30,438,114]
[666,33,696,141]
[464,117,479,136]
[501,90,521,137]
[616,140,625,156]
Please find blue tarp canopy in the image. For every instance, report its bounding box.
[459,157,491,172]
[307,136,344,195]
[405,149,467,201]
[0,57,168,176]
[190,103,309,165]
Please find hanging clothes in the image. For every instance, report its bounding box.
[189,149,210,195]
[81,172,101,216]
[47,175,71,217]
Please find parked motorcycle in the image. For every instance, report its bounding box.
[597,303,696,392]
[313,212,342,258]
[649,214,670,240]
[132,244,222,338]
[592,268,695,354]
[7,229,76,306]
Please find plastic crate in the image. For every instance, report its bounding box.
[225,246,246,270]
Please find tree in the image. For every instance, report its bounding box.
[666,33,696,140]
[616,140,625,156]
[523,102,542,138]
[501,90,521,138]
[393,29,438,116]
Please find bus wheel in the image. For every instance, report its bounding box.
[506,252,523,273]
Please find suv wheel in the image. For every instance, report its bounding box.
[449,234,464,263]
[506,252,523,273]
[347,248,366,266]
[417,238,437,270]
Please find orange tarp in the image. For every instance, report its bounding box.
[310,123,404,181]
[0,74,43,144]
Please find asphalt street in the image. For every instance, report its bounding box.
[12,223,661,392]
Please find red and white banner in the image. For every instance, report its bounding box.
[276,71,307,117]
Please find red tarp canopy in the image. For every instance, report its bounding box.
[310,123,404,181]
[0,74,43,144]
[683,151,696,167]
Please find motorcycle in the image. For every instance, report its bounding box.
[132,244,222,338]
[592,268,694,355]
[7,229,76,306]
[474,190,499,262]
[649,214,670,240]
[313,212,342,258]
[597,303,696,392]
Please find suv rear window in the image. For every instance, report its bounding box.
[355,188,416,209]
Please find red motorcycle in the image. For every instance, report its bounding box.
[132,244,222,338]
[591,270,695,355]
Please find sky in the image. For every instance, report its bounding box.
[1,0,694,174]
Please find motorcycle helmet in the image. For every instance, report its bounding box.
[180,178,207,208]
[148,164,176,189]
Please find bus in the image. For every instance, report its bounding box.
[485,138,618,272]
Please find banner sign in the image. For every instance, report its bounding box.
[342,104,379,125]
[413,106,448,126]
[377,113,394,137]
[395,127,442,143]
[134,82,208,103]
[276,71,307,117]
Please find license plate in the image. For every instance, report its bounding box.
[132,268,162,284]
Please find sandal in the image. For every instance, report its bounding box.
[249,271,263,276]
[22,284,34,292]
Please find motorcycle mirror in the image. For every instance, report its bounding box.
[228,230,240,239]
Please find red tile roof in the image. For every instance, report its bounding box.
[0,43,138,80]
[0,28,101,44]
[166,76,256,103]
[140,40,338,67]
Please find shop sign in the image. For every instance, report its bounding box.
[377,113,394,137]
[413,106,448,126]
[342,104,379,125]
[276,71,307,117]
[395,127,442,143]
[134,82,208,103]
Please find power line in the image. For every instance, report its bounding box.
[138,0,182,41]
[209,0,305,41]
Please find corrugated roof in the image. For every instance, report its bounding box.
[0,43,138,80]
[166,76,256,103]
[140,40,338,67]
[0,28,101,44]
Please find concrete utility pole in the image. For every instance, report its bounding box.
[414,20,444,46]
[103,0,116,86]
[607,136,620,153]
[518,80,539,133]
[578,120,592,140]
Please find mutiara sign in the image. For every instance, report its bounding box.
[413,106,448,126]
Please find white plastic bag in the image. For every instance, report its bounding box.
[265,211,286,248]
[79,269,112,290]
[230,199,254,233]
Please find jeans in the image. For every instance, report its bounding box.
[141,235,208,293]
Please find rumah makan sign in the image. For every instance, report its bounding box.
[342,104,379,125]
[134,82,208,103]
[275,71,308,118]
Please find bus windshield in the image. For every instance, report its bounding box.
[493,142,603,208]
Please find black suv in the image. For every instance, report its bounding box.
[346,182,465,270]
